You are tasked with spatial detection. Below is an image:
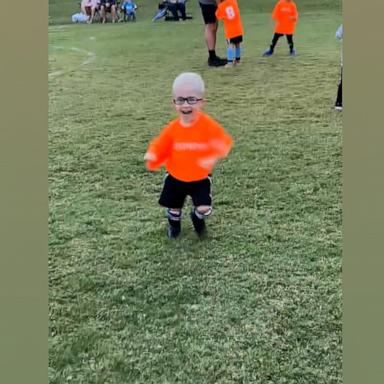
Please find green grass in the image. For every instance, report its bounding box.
[49,1,342,383]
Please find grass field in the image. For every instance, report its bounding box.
[49,1,342,383]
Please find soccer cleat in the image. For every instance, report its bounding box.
[190,211,207,238]
[289,49,296,56]
[208,57,227,67]
[262,49,273,57]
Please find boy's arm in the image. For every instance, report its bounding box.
[215,4,224,20]
[271,3,280,21]
[198,125,233,169]
[291,4,298,21]
[144,126,173,171]
[210,131,233,158]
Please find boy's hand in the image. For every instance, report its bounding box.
[144,152,157,162]
[198,156,218,169]
[209,139,231,157]
[288,16,297,21]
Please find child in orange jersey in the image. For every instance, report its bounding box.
[215,0,244,66]
[262,0,298,57]
[144,72,233,239]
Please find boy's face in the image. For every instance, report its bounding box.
[173,85,204,125]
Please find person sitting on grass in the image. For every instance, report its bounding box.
[81,0,99,24]
[120,0,138,21]
[215,0,244,67]
[144,72,233,239]
[167,0,187,21]
[99,0,118,23]
[262,0,298,57]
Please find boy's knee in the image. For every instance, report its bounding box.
[167,208,182,220]
[195,205,212,218]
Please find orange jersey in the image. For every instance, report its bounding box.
[146,112,233,182]
[272,0,298,35]
[215,0,244,40]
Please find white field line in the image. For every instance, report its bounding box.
[49,46,96,78]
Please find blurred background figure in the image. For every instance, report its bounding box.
[81,0,99,24]
[121,0,138,21]
[100,0,118,23]
[335,24,343,111]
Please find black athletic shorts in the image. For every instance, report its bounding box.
[159,173,212,209]
[199,2,217,25]
[228,35,243,44]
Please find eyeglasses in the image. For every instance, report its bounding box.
[173,96,203,105]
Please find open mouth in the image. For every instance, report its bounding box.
[181,110,193,115]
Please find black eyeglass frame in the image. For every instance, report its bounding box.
[173,97,204,105]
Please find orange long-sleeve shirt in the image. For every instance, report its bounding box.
[145,112,233,182]
[272,0,298,35]
[215,0,244,40]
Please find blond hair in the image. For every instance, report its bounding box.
[172,72,205,98]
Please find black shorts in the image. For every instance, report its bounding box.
[100,0,116,6]
[228,35,243,44]
[159,173,212,209]
[199,2,217,25]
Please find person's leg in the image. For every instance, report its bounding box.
[81,4,87,16]
[199,2,226,66]
[178,3,187,20]
[205,22,217,53]
[335,67,343,109]
[168,4,179,21]
[111,5,117,22]
[190,177,212,238]
[158,174,187,238]
[100,5,106,23]
[263,33,282,56]
[226,42,236,66]
[270,33,282,51]
[235,43,241,63]
[286,34,295,55]
[166,208,182,238]
[89,6,96,23]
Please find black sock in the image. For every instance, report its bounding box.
[191,210,206,234]
[286,35,294,52]
[168,218,181,230]
[236,57,241,61]
[270,33,282,52]
[208,50,216,60]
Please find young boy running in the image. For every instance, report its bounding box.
[215,0,244,67]
[262,0,298,57]
[144,72,233,239]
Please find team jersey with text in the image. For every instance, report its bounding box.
[215,0,244,40]
[146,112,233,182]
[272,0,298,35]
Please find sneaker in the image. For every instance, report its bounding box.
[208,57,227,67]
[167,226,181,239]
[289,49,296,56]
[225,62,235,68]
[190,211,207,238]
[262,49,273,57]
